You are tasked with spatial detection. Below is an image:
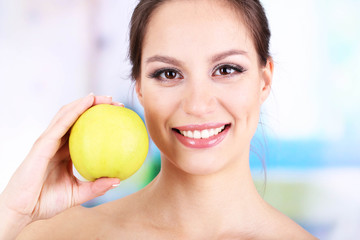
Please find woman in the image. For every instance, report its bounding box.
[0,0,317,239]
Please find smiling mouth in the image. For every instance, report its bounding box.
[172,124,231,139]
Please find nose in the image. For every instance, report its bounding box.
[181,78,217,117]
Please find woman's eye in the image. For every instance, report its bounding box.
[219,67,235,75]
[149,68,183,81]
[213,64,245,77]
[162,70,179,79]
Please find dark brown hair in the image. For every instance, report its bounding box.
[129,0,271,81]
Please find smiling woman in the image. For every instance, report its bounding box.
[0,0,318,239]
[136,0,271,179]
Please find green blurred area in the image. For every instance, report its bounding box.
[255,179,315,220]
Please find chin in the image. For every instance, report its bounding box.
[164,151,230,176]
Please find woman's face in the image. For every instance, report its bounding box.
[137,0,272,175]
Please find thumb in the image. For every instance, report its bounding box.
[75,178,121,204]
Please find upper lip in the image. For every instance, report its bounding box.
[172,122,230,131]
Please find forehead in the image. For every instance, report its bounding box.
[142,0,256,61]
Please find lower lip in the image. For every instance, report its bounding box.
[173,125,230,149]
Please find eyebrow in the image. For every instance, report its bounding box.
[145,55,184,67]
[145,49,248,66]
[210,49,248,62]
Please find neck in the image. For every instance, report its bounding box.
[143,151,267,237]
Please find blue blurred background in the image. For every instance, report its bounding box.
[0,1,359,239]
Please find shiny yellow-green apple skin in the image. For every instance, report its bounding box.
[69,104,149,181]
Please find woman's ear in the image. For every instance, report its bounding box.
[260,58,274,104]
[135,79,144,106]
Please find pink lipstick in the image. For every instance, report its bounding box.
[172,123,231,149]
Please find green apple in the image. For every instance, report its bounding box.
[69,104,149,181]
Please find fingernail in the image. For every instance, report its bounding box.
[114,102,125,107]
[111,179,121,187]
[106,95,112,98]
[88,92,94,96]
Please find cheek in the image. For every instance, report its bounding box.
[142,91,163,140]
[143,104,159,137]
[141,85,178,147]
[220,80,261,134]
[222,81,260,115]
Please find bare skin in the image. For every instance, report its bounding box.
[17,175,315,240]
[5,0,318,239]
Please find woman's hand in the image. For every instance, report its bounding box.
[0,94,123,239]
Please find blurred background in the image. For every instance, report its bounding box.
[0,0,359,239]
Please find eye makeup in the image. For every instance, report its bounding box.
[212,63,247,77]
[147,67,183,82]
[147,62,247,83]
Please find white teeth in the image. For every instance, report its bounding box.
[187,130,193,138]
[201,129,210,139]
[193,130,201,139]
[215,126,225,135]
[209,128,215,137]
[178,125,227,139]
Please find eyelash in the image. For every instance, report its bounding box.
[213,63,246,76]
[147,64,246,81]
[148,67,183,81]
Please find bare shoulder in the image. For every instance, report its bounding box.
[16,192,149,240]
[274,218,318,240]
[265,205,318,240]
[16,205,113,240]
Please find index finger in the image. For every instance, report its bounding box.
[46,95,114,138]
